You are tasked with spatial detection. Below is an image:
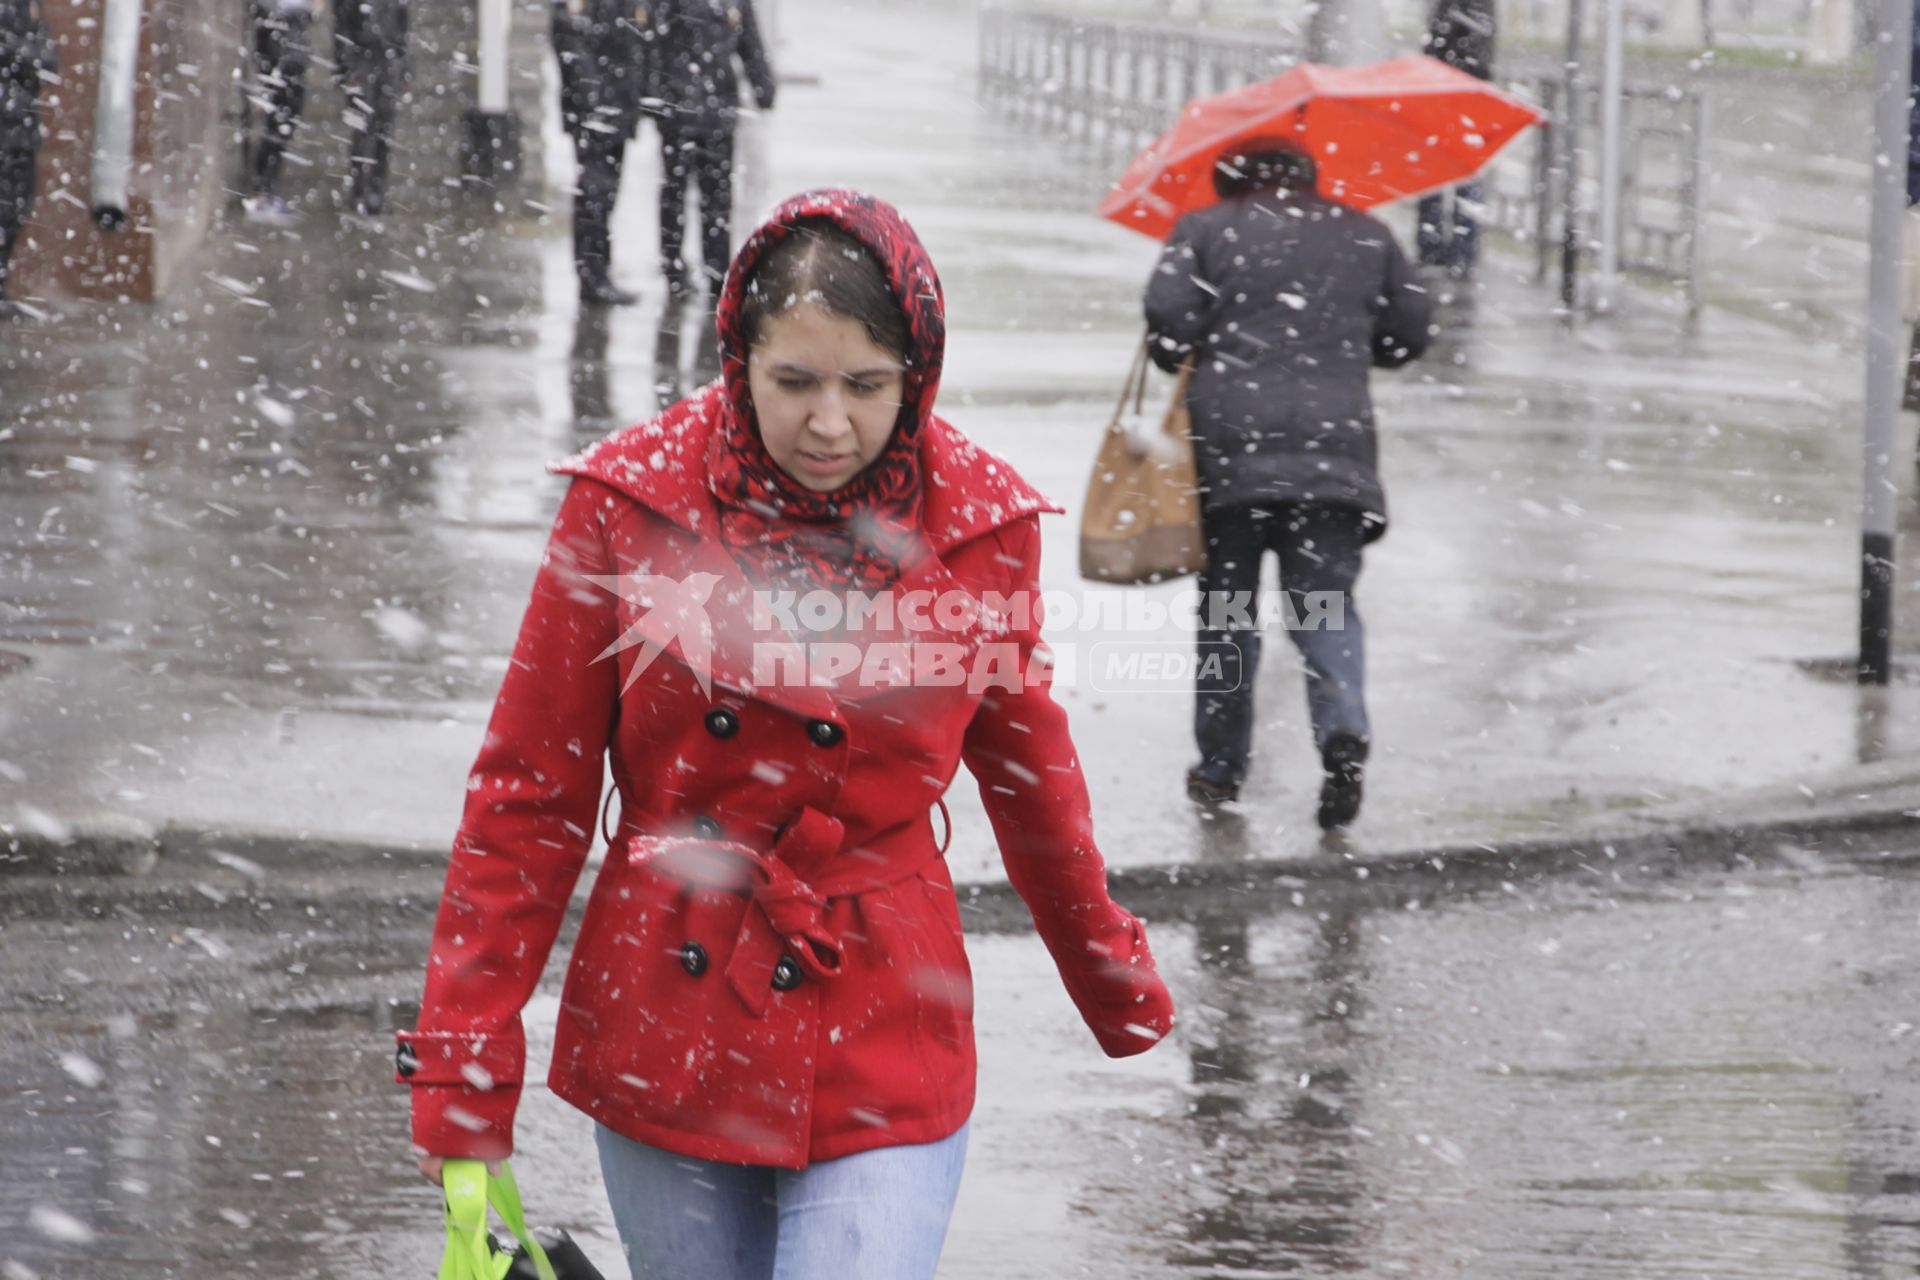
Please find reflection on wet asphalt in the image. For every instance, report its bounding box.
[9,846,1920,1277]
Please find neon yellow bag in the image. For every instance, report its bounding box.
[437,1161,558,1280]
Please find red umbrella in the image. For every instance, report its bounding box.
[1099,55,1546,240]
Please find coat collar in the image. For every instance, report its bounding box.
[548,382,1063,555]
[549,391,1062,719]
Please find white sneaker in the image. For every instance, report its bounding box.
[243,194,301,227]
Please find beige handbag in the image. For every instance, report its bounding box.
[1078,341,1205,584]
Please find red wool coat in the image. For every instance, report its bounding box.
[398,192,1175,1170]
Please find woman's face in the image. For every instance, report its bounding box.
[748,303,906,494]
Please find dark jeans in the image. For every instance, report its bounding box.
[570,126,629,286]
[657,117,734,287]
[1416,179,1482,273]
[249,2,312,195]
[1193,502,1369,787]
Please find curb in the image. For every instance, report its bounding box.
[0,818,443,879]
[7,798,1919,932]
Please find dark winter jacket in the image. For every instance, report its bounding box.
[1143,189,1432,533]
[0,0,54,136]
[643,0,774,130]
[333,0,408,90]
[1424,0,1495,79]
[552,0,649,140]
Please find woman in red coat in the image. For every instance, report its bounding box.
[398,188,1176,1277]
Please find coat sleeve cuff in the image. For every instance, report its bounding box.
[394,1028,524,1088]
[397,1030,524,1160]
[1046,909,1178,1058]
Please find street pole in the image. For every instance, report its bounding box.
[1859,0,1911,683]
[1560,0,1586,313]
[1593,0,1626,313]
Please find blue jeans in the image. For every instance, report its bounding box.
[1416,179,1483,273]
[1193,503,1369,786]
[593,1123,970,1280]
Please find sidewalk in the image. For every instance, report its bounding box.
[1,0,1916,886]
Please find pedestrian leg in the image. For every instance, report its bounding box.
[250,4,311,196]
[572,126,628,295]
[1273,503,1370,828]
[1191,504,1269,798]
[691,126,735,290]
[770,1124,969,1280]
[1415,190,1448,268]
[1452,178,1483,274]
[348,69,400,214]
[593,1124,778,1280]
[0,148,35,301]
[657,118,692,294]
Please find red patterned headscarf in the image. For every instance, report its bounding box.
[708,189,946,593]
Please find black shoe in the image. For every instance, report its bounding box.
[1186,767,1240,804]
[1317,733,1367,831]
[580,277,639,307]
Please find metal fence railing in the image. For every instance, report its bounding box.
[979,9,1710,326]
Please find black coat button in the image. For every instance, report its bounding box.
[395,1044,419,1078]
[704,708,739,739]
[680,941,709,977]
[771,955,802,991]
[691,815,722,839]
[807,720,844,748]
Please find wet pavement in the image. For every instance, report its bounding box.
[8,827,1920,1276]
[3,0,1917,873]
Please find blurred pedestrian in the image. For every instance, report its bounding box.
[244,0,314,226]
[644,0,775,300]
[1418,0,1495,275]
[0,0,53,315]
[553,0,650,305]
[397,189,1174,1278]
[1144,141,1431,828]
[333,0,407,219]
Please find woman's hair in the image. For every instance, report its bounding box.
[1212,140,1318,199]
[740,223,912,362]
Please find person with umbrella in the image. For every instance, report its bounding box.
[1142,139,1431,827]
[1104,55,1540,826]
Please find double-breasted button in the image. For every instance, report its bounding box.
[771,955,802,992]
[691,814,722,839]
[680,941,709,977]
[703,708,739,739]
[395,1044,419,1078]
[807,720,844,748]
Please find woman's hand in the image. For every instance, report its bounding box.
[417,1154,503,1186]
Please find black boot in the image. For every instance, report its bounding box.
[580,276,639,307]
[1316,733,1367,831]
[1185,767,1240,805]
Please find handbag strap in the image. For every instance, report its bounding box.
[441,1160,558,1280]
[1110,338,1149,426]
